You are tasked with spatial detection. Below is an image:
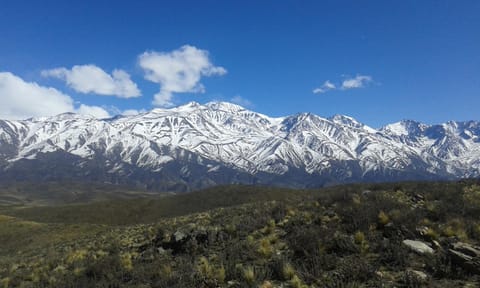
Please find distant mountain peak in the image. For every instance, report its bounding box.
[205,101,246,112]
[328,114,377,133]
[329,114,361,126]
[177,101,202,109]
[381,120,428,136]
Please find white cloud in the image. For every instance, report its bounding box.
[0,71,110,120]
[0,72,74,119]
[42,64,141,98]
[150,90,174,108]
[121,109,147,116]
[138,45,227,107]
[77,104,111,118]
[230,95,253,107]
[313,75,373,94]
[313,80,336,94]
[341,75,372,90]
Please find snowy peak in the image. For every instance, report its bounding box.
[441,121,480,140]
[204,101,246,113]
[171,101,203,112]
[329,114,361,127]
[329,114,377,133]
[149,101,246,115]
[381,120,428,137]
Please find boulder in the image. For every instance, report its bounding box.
[412,194,425,202]
[448,242,480,274]
[361,190,372,196]
[431,240,441,249]
[173,231,187,242]
[406,269,429,282]
[452,242,480,258]
[402,239,434,255]
[154,228,215,255]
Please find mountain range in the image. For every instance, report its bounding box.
[0,101,479,191]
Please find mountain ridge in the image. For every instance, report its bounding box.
[0,101,479,191]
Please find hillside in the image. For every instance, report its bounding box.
[1,180,480,287]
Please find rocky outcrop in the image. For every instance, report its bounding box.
[448,242,480,274]
[142,227,230,256]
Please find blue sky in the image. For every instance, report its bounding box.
[0,0,479,127]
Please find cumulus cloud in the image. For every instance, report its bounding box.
[0,72,74,119]
[313,80,336,94]
[341,75,372,90]
[138,45,227,107]
[77,104,111,118]
[230,95,253,107]
[121,109,147,116]
[42,64,141,98]
[313,75,373,94]
[0,71,110,120]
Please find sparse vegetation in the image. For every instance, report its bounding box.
[0,179,480,287]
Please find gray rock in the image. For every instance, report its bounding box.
[452,242,480,258]
[157,247,167,254]
[413,194,425,202]
[406,269,429,282]
[402,239,434,254]
[173,231,187,242]
[431,240,441,249]
[448,242,480,274]
[362,190,372,196]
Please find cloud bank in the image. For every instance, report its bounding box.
[313,75,373,94]
[139,45,227,107]
[42,65,141,98]
[0,72,110,119]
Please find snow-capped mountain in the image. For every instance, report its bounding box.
[0,101,479,191]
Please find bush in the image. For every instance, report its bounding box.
[282,262,295,280]
[378,211,390,226]
[463,185,480,216]
[243,266,256,286]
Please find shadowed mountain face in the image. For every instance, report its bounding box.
[0,101,479,191]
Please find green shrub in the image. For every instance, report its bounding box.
[243,266,256,286]
[378,211,390,225]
